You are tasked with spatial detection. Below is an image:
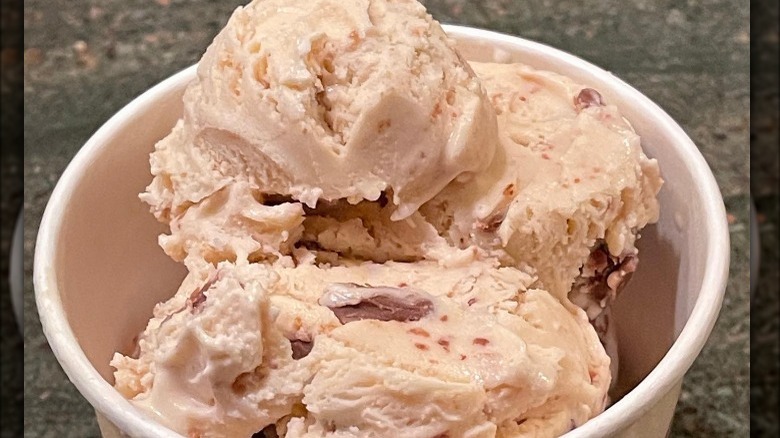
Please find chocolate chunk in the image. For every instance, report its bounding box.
[570,242,640,346]
[189,275,218,313]
[289,339,314,360]
[601,254,637,299]
[585,245,610,273]
[475,184,516,233]
[320,284,434,324]
[575,243,638,303]
[475,208,507,232]
[190,290,207,311]
[575,88,604,110]
[329,293,434,324]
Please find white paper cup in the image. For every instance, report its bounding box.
[34,26,729,438]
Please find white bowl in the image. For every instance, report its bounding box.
[34,25,729,438]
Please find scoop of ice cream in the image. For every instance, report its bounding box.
[142,0,497,240]
[111,266,310,437]
[297,288,608,438]
[113,259,609,438]
[420,62,663,302]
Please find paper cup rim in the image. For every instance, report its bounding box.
[34,25,730,438]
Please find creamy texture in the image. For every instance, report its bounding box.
[158,180,305,267]
[115,0,664,436]
[113,260,609,438]
[111,267,308,437]
[142,0,497,255]
[420,62,662,302]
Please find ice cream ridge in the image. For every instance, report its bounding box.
[112,0,663,437]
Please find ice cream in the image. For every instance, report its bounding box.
[421,62,661,303]
[112,0,663,436]
[417,63,662,373]
[141,0,497,266]
[114,261,609,438]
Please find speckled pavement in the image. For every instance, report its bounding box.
[21,0,758,436]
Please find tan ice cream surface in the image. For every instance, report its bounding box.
[421,62,662,302]
[114,0,664,436]
[112,260,609,438]
[141,0,497,266]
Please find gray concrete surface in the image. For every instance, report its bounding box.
[22,0,762,436]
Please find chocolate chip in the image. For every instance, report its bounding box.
[289,339,314,360]
[329,294,433,324]
[577,243,638,302]
[575,88,604,110]
[587,246,610,273]
[475,184,516,232]
[190,290,207,311]
[475,209,506,232]
[189,276,218,312]
[320,284,434,324]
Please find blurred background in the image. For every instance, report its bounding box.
[19,0,769,436]
[750,0,779,435]
[1,0,24,434]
